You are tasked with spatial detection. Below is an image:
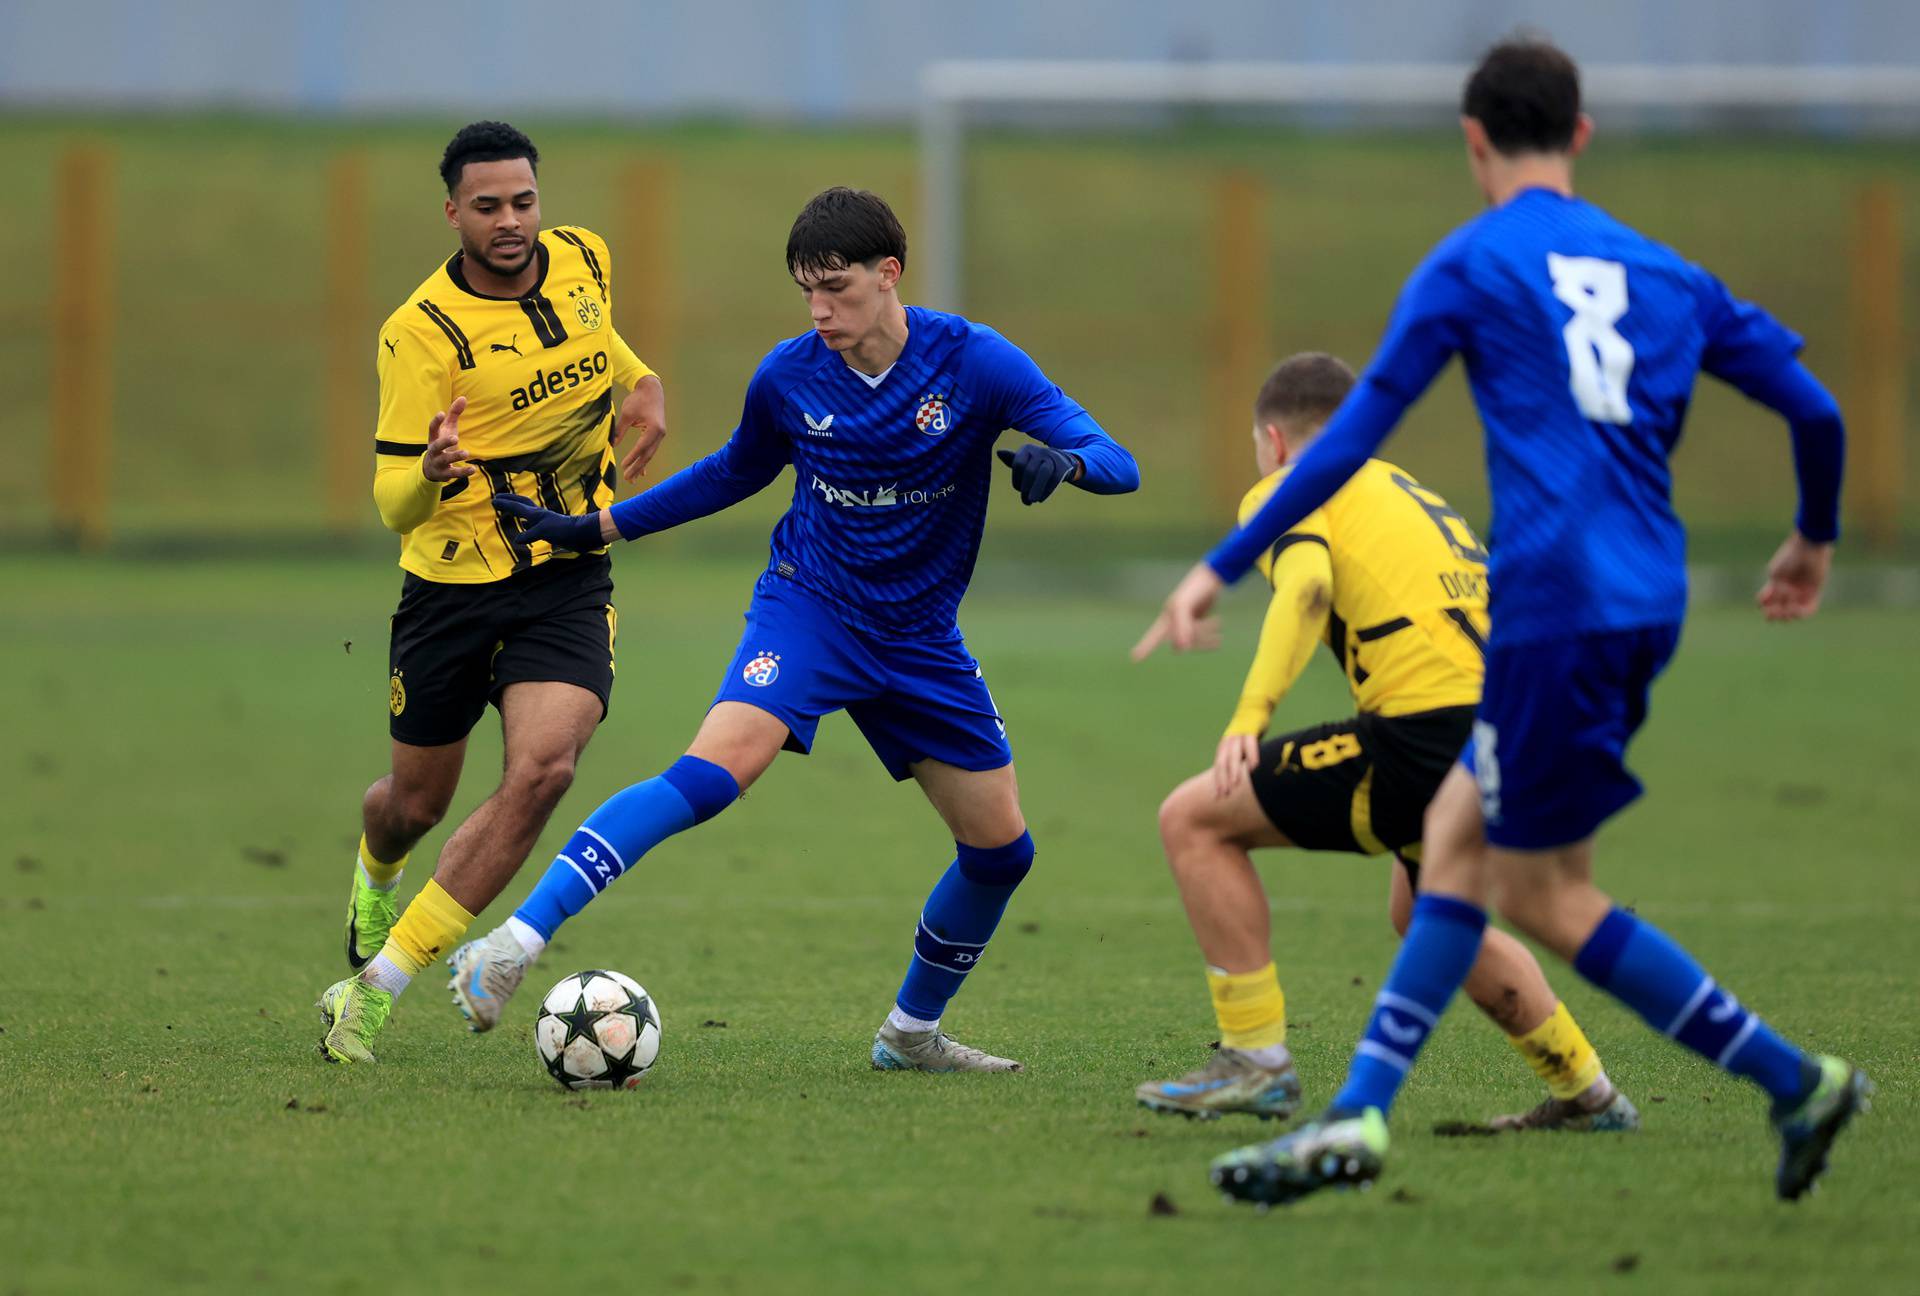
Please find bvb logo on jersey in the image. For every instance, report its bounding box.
[914,392,950,436]
[567,285,603,331]
[389,670,407,717]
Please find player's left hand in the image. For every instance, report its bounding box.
[1757,530,1834,621]
[491,494,607,552]
[1212,733,1260,799]
[614,374,668,482]
[997,444,1081,505]
[1131,563,1225,660]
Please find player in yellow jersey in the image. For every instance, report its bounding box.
[319,122,667,1062]
[1132,353,1637,1130]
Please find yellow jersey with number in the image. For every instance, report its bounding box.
[1240,457,1489,720]
[372,225,653,583]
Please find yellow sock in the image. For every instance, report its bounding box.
[1507,1001,1605,1100]
[358,834,408,890]
[1207,963,1287,1052]
[380,879,475,976]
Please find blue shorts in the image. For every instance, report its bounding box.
[1460,624,1681,850]
[711,575,1012,781]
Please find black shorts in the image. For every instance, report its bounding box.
[387,555,616,746]
[1248,706,1475,858]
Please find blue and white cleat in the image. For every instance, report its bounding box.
[447,926,533,1033]
[1210,1106,1390,1207]
[1773,1055,1871,1201]
[1136,1047,1302,1121]
[871,1021,1022,1072]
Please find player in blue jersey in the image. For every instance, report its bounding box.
[1137,39,1866,1203]
[419,187,1138,1072]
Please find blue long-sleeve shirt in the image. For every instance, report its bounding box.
[1207,188,1844,645]
[612,306,1138,637]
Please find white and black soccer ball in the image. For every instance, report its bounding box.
[534,970,661,1091]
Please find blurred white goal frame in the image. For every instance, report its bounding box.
[916,59,1916,550]
[917,60,1920,310]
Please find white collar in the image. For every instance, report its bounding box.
[846,360,896,390]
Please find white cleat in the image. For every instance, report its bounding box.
[447,926,532,1033]
[870,1020,1023,1072]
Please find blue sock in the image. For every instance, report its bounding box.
[893,831,1035,1023]
[512,755,738,940]
[1331,894,1487,1117]
[1575,906,1816,1111]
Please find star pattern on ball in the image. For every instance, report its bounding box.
[597,1037,649,1088]
[554,995,608,1048]
[630,994,657,1031]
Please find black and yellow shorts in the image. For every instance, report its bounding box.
[386,554,616,747]
[1248,706,1475,857]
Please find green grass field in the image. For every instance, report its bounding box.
[2,553,1915,1294]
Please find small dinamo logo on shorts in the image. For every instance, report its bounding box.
[914,392,950,435]
[389,670,407,716]
[742,651,781,688]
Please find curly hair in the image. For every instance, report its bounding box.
[439,121,539,193]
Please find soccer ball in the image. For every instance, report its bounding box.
[534,970,661,1090]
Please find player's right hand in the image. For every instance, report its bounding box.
[1212,733,1260,799]
[423,396,474,482]
[1132,563,1225,660]
[1757,531,1833,621]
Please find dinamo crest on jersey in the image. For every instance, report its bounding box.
[567,285,604,330]
[742,651,781,688]
[914,392,951,436]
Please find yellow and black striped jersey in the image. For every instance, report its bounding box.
[373,224,653,583]
[1236,458,1489,724]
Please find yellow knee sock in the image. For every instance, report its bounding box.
[1208,963,1288,1052]
[379,879,475,976]
[1507,1001,1605,1100]
[358,834,408,890]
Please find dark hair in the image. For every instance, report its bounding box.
[1461,38,1582,154]
[1255,353,1355,430]
[786,187,908,278]
[439,121,539,193]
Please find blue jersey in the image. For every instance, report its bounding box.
[1208,188,1843,644]
[611,306,1138,637]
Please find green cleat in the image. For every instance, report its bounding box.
[1210,1107,1390,1208]
[344,869,401,971]
[1136,1047,1302,1121]
[316,976,394,1064]
[1774,1055,1871,1201]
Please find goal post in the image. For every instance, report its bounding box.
[918,60,1920,545]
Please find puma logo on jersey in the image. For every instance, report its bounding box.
[383,338,397,357]
[803,412,835,436]
[491,335,523,357]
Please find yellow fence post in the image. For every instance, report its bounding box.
[1849,181,1906,554]
[50,144,114,549]
[619,158,679,480]
[1209,169,1271,514]
[325,151,372,534]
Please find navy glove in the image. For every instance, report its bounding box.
[491,493,605,552]
[996,444,1080,506]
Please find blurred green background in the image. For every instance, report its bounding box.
[1,114,1914,561]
